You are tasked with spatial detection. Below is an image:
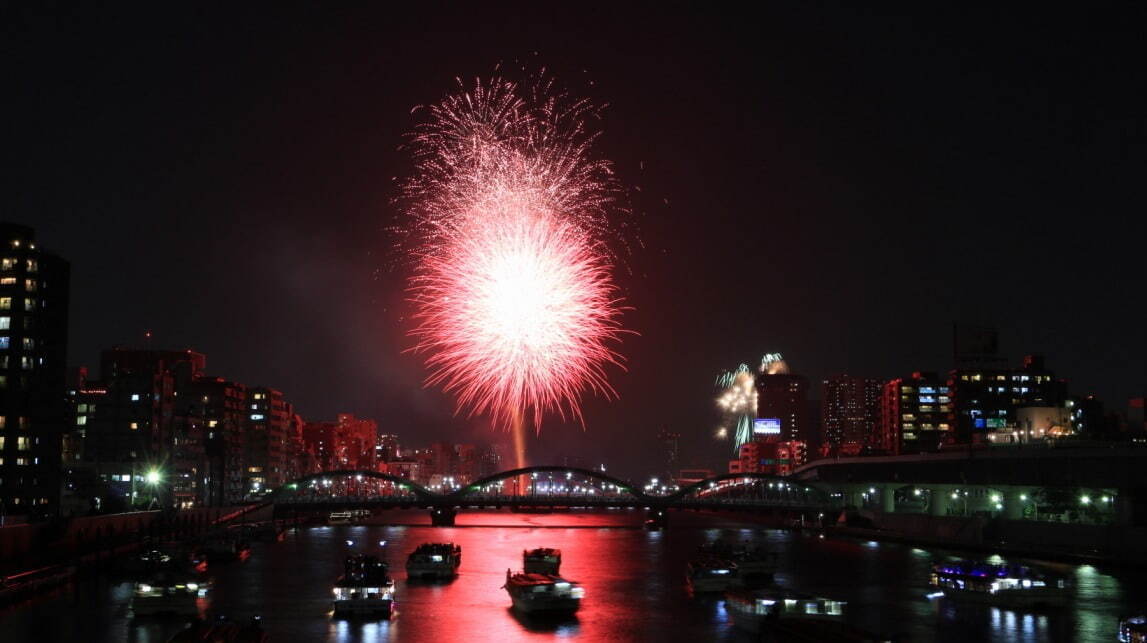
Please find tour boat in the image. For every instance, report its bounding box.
[132,571,209,617]
[332,555,394,617]
[725,590,883,640]
[328,511,355,525]
[930,560,1070,608]
[1120,615,1147,642]
[686,556,738,593]
[405,543,462,580]
[503,570,584,614]
[523,548,562,575]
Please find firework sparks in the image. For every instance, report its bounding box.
[400,75,628,454]
[716,364,757,453]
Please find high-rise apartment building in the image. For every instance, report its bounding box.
[880,372,953,454]
[821,375,883,454]
[756,373,810,443]
[0,223,70,516]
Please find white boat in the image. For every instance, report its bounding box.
[503,570,583,614]
[686,557,738,593]
[332,555,394,617]
[405,543,461,580]
[523,548,561,575]
[328,511,355,525]
[930,560,1070,608]
[132,574,208,617]
[725,590,847,635]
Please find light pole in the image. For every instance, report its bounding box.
[145,468,162,510]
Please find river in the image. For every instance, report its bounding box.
[2,509,1143,641]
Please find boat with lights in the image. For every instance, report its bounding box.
[503,570,584,614]
[686,556,738,593]
[132,570,209,617]
[523,548,561,575]
[725,590,848,635]
[332,554,394,617]
[405,543,462,580]
[930,560,1070,607]
[1120,615,1147,642]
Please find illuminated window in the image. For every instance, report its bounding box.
[0,277,15,285]
[920,405,934,412]
[26,259,37,273]
[22,338,33,350]
[0,298,9,310]
[0,437,4,449]
[0,316,7,330]
[131,394,140,401]
[17,436,30,450]
[75,416,86,426]
[23,298,34,311]
[130,422,138,430]
[24,279,36,292]
[0,417,5,429]
[0,336,8,349]
[208,420,218,428]
[0,258,14,270]
[971,374,982,381]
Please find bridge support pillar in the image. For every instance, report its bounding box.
[430,507,456,527]
[929,485,953,516]
[1004,488,1029,521]
[881,487,896,513]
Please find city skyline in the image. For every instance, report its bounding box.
[10,4,1145,474]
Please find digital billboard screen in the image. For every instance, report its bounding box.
[753,418,781,435]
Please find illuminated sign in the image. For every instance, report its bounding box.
[753,418,781,435]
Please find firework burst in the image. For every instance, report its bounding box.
[716,364,757,453]
[400,74,629,441]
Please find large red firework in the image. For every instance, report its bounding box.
[401,76,628,435]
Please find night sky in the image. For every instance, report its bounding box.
[10,3,1146,476]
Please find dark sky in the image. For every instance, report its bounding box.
[9,3,1146,477]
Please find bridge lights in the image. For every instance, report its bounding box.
[913,489,921,496]
[991,494,1001,503]
[1103,496,1112,503]
[1019,494,1027,501]
[868,487,876,494]
[1080,495,1091,505]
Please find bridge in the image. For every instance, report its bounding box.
[263,466,835,526]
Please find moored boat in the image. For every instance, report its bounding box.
[523,548,561,575]
[930,559,1070,608]
[405,543,462,580]
[200,530,251,563]
[686,556,738,593]
[725,589,848,636]
[503,570,584,614]
[332,555,394,617]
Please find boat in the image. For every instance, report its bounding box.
[930,560,1070,608]
[200,530,251,563]
[1120,615,1147,642]
[503,570,584,614]
[132,571,209,617]
[686,556,738,593]
[523,548,561,575]
[332,555,395,617]
[725,590,849,636]
[328,511,355,525]
[405,543,462,580]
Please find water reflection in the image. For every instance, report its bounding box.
[1,510,1145,642]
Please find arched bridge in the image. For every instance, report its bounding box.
[264,466,836,526]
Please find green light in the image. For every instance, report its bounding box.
[146,469,161,485]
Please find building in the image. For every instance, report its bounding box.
[755,373,810,443]
[728,439,806,476]
[821,375,883,454]
[303,413,378,473]
[244,387,293,496]
[375,433,401,464]
[70,349,206,510]
[0,223,70,517]
[185,376,247,505]
[949,354,1066,444]
[656,427,680,480]
[880,372,953,454]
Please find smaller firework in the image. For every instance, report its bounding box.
[760,352,789,375]
[715,364,757,453]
